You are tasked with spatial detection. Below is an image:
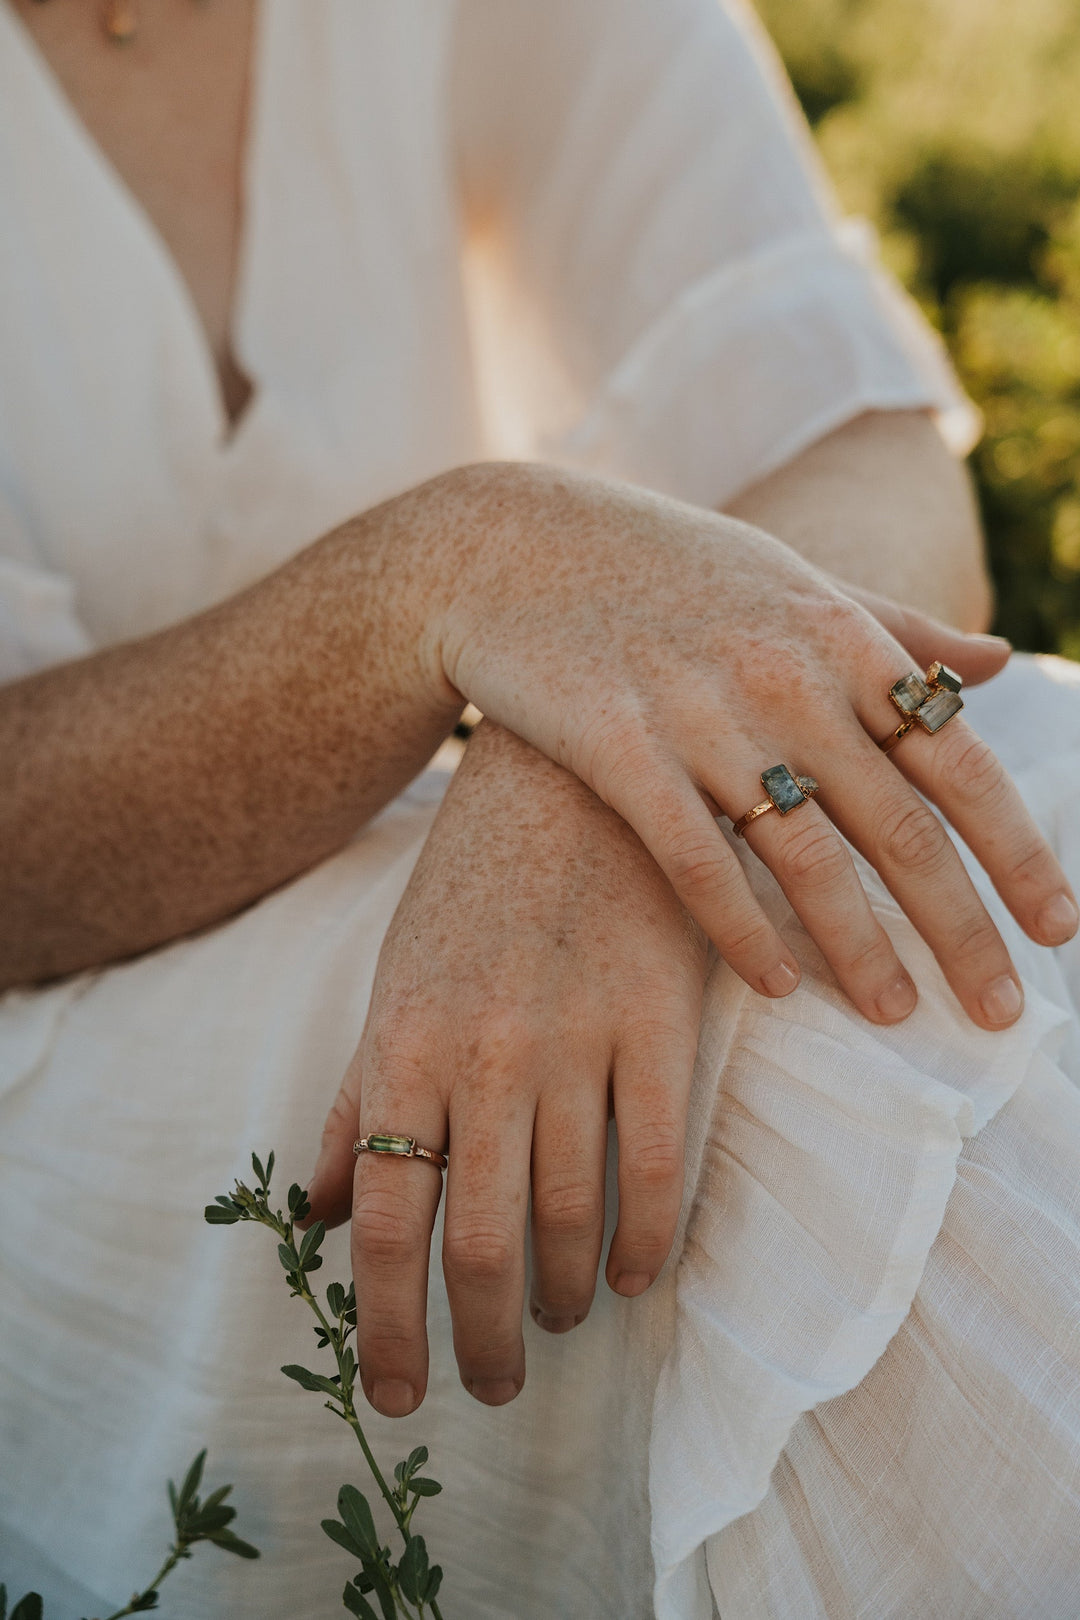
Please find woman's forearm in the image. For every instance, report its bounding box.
[724,409,993,631]
[0,487,464,989]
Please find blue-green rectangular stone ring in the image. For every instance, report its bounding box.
[761,764,807,815]
[365,1133,416,1155]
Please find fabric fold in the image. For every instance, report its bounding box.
[649,823,1072,1617]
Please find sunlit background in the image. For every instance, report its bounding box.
[753,0,1080,654]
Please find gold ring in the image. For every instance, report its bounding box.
[353,1133,448,1170]
[879,661,964,754]
[732,764,820,838]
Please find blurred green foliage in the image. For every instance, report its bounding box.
[754,0,1080,653]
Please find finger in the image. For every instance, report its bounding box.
[821,729,1025,1030]
[610,761,802,998]
[442,1077,533,1406]
[740,796,918,1024]
[875,713,1079,950]
[351,1074,446,1418]
[843,586,1011,688]
[305,1052,364,1229]
[529,1079,609,1332]
[605,1007,698,1298]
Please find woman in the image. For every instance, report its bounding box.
[2,1,1078,1616]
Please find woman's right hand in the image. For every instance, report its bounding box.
[406,460,1077,1030]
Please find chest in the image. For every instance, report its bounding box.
[8,0,255,416]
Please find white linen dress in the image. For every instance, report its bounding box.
[1,2,1079,1617]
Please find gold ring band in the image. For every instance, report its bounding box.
[732,764,820,839]
[878,661,963,753]
[353,1133,448,1170]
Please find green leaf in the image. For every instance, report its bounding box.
[397,1534,429,1606]
[265,1150,275,1184]
[298,1222,325,1269]
[326,1281,346,1316]
[404,1445,428,1475]
[365,1564,396,1620]
[251,1152,267,1186]
[174,1450,206,1519]
[189,1503,236,1534]
[128,1592,159,1611]
[320,1518,369,1562]
[341,1583,379,1620]
[204,1203,241,1224]
[277,1242,300,1272]
[424,1564,443,1603]
[198,1483,233,1513]
[0,1581,7,1620]
[337,1485,379,1562]
[288,1182,304,1212]
[207,1528,259,1559]
[281,1364,342,1399]
[10,1598,43,1620]
[340,1346,356,1382]
[408,1477,442,1497]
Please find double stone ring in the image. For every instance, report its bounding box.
[732,763,820,838]
[353,1132,448,1171]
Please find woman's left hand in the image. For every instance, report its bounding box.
[305,720,708,1416]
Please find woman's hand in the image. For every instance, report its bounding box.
[306,721,708,1416]
[413,462,1076,1032]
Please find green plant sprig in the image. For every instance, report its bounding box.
[205,1153,446,1619]
[0,1452,257,1620]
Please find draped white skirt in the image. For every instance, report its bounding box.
[3,655,1080,1620]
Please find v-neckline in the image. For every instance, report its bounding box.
[4,0,269,454]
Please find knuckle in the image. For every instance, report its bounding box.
[665,831,729,898]
[774,820,851,891]
[351,1192,414,1270]
[878,799,949,873]
[621,1125,683,1194]
[950,913,1005,969]
[532,1179,602,1242]
[941,734,1003,807]
[444,1220,519,1286]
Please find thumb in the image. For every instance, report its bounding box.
[303,1054,363,1229]
[845,584,1011,689]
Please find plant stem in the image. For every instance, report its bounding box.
[97,1543,185,1620]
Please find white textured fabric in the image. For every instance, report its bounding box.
[0,2,1070,1617]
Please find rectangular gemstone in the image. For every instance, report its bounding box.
[916,688,964,732]
[366,1134,414,1155]
[761,764,806,814]
[890,672,930,714]
[927,660,962,694]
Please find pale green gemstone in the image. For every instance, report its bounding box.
[366,1133,415,1155]
[761,763,806,814]
[927,660,963,694]
[890,672,930,714]
[917,688,964,732]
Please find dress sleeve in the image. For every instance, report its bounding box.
[451,0,976,508]
[0,489,92,684]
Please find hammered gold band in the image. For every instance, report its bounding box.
[878,661,964,754]
[353,1133,448,1170]
[732,764,820,839]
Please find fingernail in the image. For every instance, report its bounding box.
[530,1307,582,1334]
[612,1272,652,1298]
[969,633,1011,650]
[1037,892,1079,944]
[761,961,800,997]
[370,1379,417,1417]
[875,971,917,1022]
[980,975,1024,1027]
[467,1377,521,1406]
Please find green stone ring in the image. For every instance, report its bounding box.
[732,764,820,838]
[353,1133,448,1170]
